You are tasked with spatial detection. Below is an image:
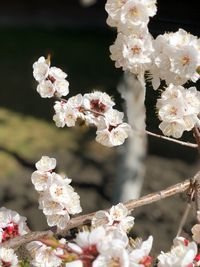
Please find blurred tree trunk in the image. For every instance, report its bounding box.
[113,72,147,202]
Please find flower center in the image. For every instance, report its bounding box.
[90,99,106,113]
[131,46,141,55]
[55,187,63,196]
[66,114,73,120]
[182,55,190,66]
[83,244,98,258]
[47,75,56,83]
[108,258,121,267]
[139,256,153,267]
[169,107,178,116]
[130,6,139,17]
[108,125,116,132]
[2,223,19,242]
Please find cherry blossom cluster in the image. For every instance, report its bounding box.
[1,206,200,266]
[24,202,200,266]
[53,92,131,147]
[106,1,200,88]
[106,0,200,140]
[25,224,200,266]
[26,203,154,267]
[31,156,82,230]
[150,29,200,90]
[106,0,157,76]
[156,84,200,138]
[33,56,69,98]
[105,0,157,32]
[33,56,132,147]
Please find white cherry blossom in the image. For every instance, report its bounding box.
[36,80,55,98]
[110,31,154,75]
[26,241,63,267]
[39,198,65,216]
[96,109,131,147]
[158,121,187,139]
[83,91,115,124]
[48,66,67,80]
[0,247,18,267]
[105,0,157,31]
[31,171,51,192]
[93,246,129,267]
[157,237,197,267]
[75,226,106,249]
[129,236,153,267]
[83,91,114,112]
[96,122,131,147]
[119,0,152,32]
[35,156,56,172]
[46,214,71,229]
[92,203,134,232]
[150,29,200,89]
[192,223,200,244]
[0,207,28,243]
[33,56,70,98]
[32,168,71,194]
[157,84,200,138]
[48,174,72,203]
[67,94,83,110]
[54,79,69,97]
[93,229,129,267]
[105,0,127,28]
[33,56,50,82]
[53,105,78,128]
[53,94,84,128]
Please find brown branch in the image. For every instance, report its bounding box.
[193,126,200,153]
[1,178,191,249]
[58,178,191,235]
[193,171,200,218]
[1,231,54,249]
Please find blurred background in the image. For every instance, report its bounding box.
[0,0,200,254]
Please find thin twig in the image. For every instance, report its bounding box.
[124,179,190,211]
[1,178,191,249]
[176,171,200,233]
[176,177,196,237]
[146,130,198,149]
[53,96,198,150]
[1,231,54,249]
[176,203,192,237]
